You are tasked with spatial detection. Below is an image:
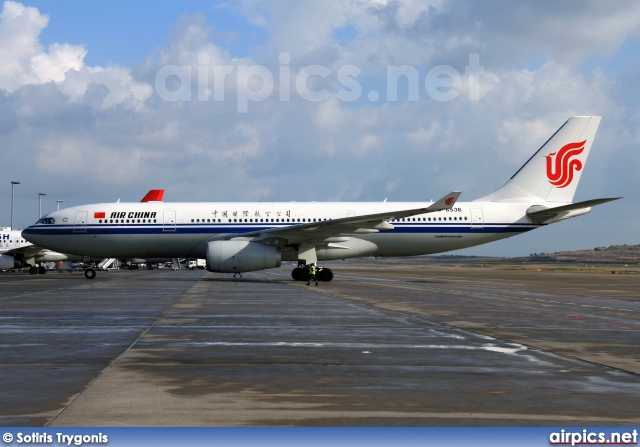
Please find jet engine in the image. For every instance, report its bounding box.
[206,241,281,273]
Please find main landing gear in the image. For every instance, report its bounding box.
[28,265,47,274]
[291,263,334,282]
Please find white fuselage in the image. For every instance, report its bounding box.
[0,229,32,256]
[0,228,82,269]
[22,200,542,261]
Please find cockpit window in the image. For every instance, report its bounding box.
[36,217,55,224]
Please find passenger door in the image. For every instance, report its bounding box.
[470,207,484,229]
[163,210,176,232]
[73,211,88,233]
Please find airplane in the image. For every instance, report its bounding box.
[22,116,620,280]
[0,191,162,274]
[0,227,83,273]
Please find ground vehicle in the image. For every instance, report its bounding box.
[187,259,206,270]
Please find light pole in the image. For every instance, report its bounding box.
[10,181,20,229]
[56,200,63,210]
[38,193,47,218]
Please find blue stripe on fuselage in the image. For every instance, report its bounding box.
[23,222,540,236]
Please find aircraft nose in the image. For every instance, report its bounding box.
[22,226,43,244]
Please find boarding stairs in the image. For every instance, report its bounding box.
[98,258,117,270]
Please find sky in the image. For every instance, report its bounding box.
[0,0,639,257]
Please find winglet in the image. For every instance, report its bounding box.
[140,190,164,202]
[426,191,461,212]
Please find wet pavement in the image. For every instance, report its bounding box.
[0,263,638,426]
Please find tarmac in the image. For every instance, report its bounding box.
[0,261,639,426]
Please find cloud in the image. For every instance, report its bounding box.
[1,0,639,255]
[0,0,49,91]
[0,1,151,110]
[0,2,87,89]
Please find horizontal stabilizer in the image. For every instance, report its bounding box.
[527,197,621,224]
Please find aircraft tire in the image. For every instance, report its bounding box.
[291,268,312,281]
[84,268,96,279]
[29,266,38,275]
[291,267,308,281]
[38,266,46,274]
[317,268,334,282]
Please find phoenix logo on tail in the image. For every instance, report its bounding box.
[545,140,586,188]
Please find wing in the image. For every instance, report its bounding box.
[2,244,50,259]
[226,191,461,247]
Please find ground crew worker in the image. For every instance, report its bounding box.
[306,263,318,286]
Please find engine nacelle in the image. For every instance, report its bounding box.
[0,253,16,270]
[34,251,81,263]
[206,241,281,273]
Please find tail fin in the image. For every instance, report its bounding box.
[140,189,164,202]
[479,116,601,203]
